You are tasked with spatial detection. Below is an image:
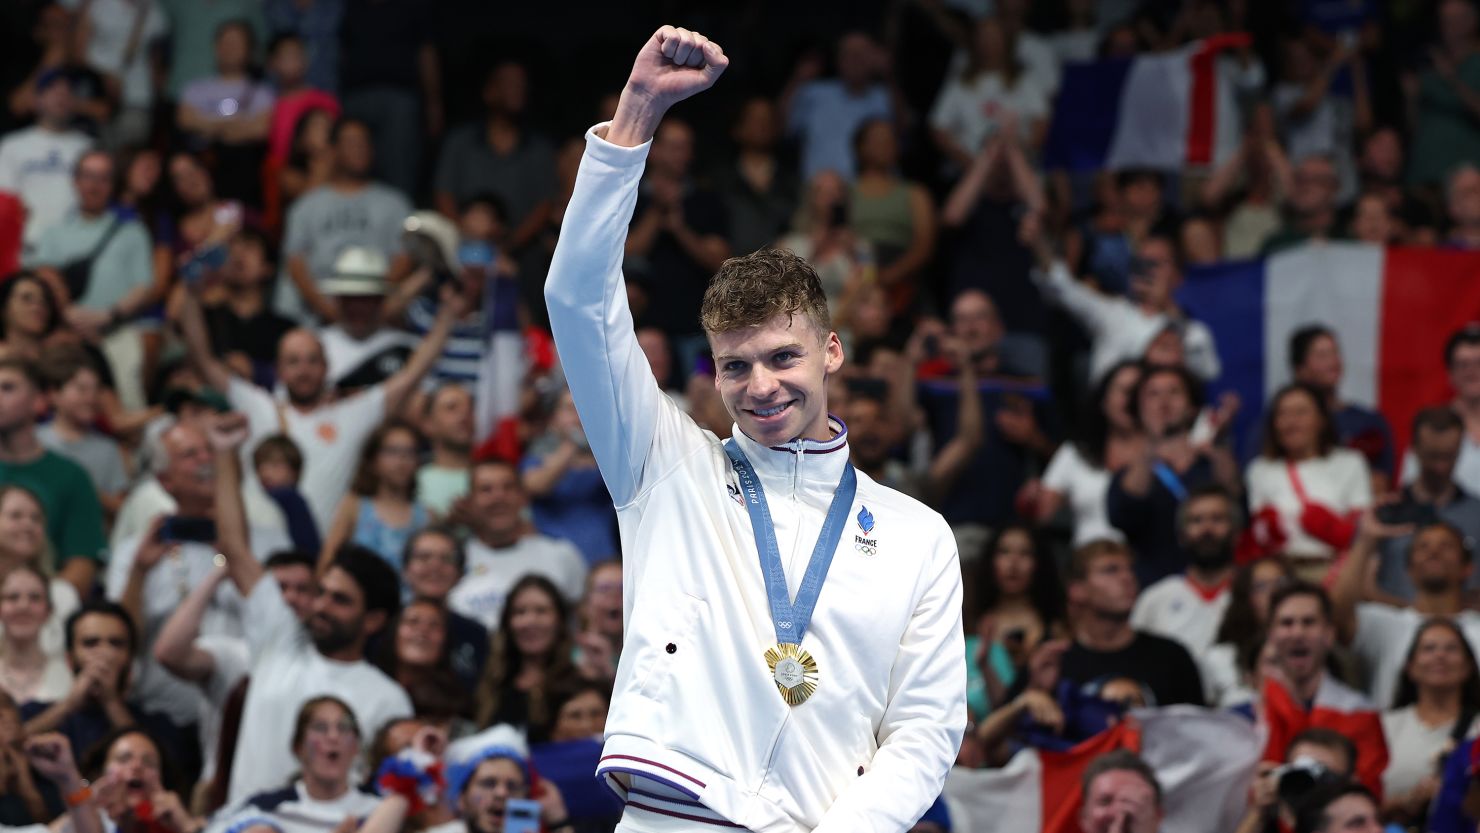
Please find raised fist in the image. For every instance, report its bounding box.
[626,26,728,108]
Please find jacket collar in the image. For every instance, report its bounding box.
[728,415,851,486]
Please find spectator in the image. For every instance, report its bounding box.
[179,274,464,533]
[0,564,73,707]
[1348,191,1400,245]
[1262,154,1343,254]
[1130,484,1239,658]
[207,696,382,833]
[573,560,621,684]
[1380,620,1480,825]
[715,96,798,255]
[446,460,586,630]
[319,419,430,574]
[850,119,935,315]
[1031,360,1140,546]
[77,726,204,833]
[1065,170,1179,299]
[1060,540,1205,707]
[373,598,468,719]
[415,384,473,516]
[176,19,275,204]
[401,526,488,688]
[1200,108,1293,259]
[267,99,337,234]
[263,0,344,94]
[0,357,106,597]
[274,117,412,323]
[105,420,291,725]
[1246,383,1373,576]
[152,552,316,803]
[1412,326,1480,496]
[0,486,81,658]
[72,0,169,148]
[192,227,297,388]
[1334,515,1480,709]
[1445,163,1480,250]
[1356,128,1434,242]
[778,170,872,320]
[1271,35,1369,203]
[159,151,245,295]
[1036,233,1221,385]
[0,71,92,248]
[0,697,49,826]
[474,575,581,736]
[337,0,440,195]
[362,743,571,833]
[209,413,412,804]
[929,17,1050,173]
[520,389,616,567]
[1078,749,1163,833]
[966,524,1067,722]
[252,436,321,556]
[0,272,62,361]
[23,602,140,761]
[37,346,130,519]
[1204,556,1295,708]
[1407,0,1480,187]
[1378,407,1480,601]
[781,32,894,181]
[159,0,265,99]
[1292,783,1383,833]
[624,117,730,359]
[1236,729,1358,833]
[316,248,418,393]
[1107,364,1237,585]
[433,61,555,261]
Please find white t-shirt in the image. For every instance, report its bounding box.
[928,70,1050,154]
[105,528,290,718]
[1353,604,1480,709]
[1130,575,1231,658]
[1246,449,1373,559]
[1199,643,1254,708]
[75,0,168,109]
[195,634,251,784]
[447,534,588,630]
[415,465,469,517]
[1381,706,1477,799]
[228,575,412,804]
[0,578,80,661]
[0,126,93,245]
[1041,444,1120,546]
[227,378,388,532]
[208,780,383,833]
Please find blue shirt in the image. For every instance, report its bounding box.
[787,79,891,181]
[519,452,617,566]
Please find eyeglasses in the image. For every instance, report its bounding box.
[307,720,358,737]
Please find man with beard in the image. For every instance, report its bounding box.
[1130,485,1238,657]
[1333,510,1480,709]
[179,276,468,533]
[1057,540,1205,707]
[206,412,411,804]
[1377,407,1480,600]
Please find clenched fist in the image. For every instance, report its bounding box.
[608,26,728,147]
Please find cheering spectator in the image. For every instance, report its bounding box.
[1280,326,1395,490]
[0,486,81,659]
[573,561,621,684]
[1380,620,1480,825]
[274,117,411,323]
[267,100,337,233]
[1203,556,1295,708]
[0,564,73,707]
[1294,783,1384,833]
[0,70,93,247]
[0,707,51,826]
[782,32,895,181]
[446,460,586,631]
[929,18,1049,173]
[520,389,616,567]
[415,384,474,516]
[716,96,797,255]
[207,696,382,833]
[778,170,872,319]
[1349,190,1400,244]
[0,273,62,361]
[850,118,935,313]
[1272,35,1368,203]
[73,726,203,833]
[1246,383,1373,577]
[319,419,430,574]
[1078,750,1163,833]
[1263,154,1344,254]
[1378,408,1480,600]
[401,526,488,688]
[1130,484,1238,658]
[337,0,440,195]
[1064,170,1179,299]
[1201,107,1293,259]
[38,346,130,519]
[1236,729,1359,833]
[23,602,142,760]
[0,357,105,596]
[966,524,1067,720]
[1407,0,1480,187]
[373,599,469,719]
[316,248,417,392]
[176,20,274,204]
[474,575,582,736]
[190,227,297,387]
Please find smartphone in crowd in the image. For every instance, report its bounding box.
[502,798,543,833]
[159,516,218,544]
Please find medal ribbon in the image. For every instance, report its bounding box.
[724,439,857,647]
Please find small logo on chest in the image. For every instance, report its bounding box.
[854,506,878,556]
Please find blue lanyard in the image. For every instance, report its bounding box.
[1152,461,1188,502]
[724,439,857,646]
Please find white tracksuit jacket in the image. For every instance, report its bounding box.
[544,124,966,833]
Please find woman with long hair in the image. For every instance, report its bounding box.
[0,564,73,707]
[1381,619,1480,824]
[850,118,936,317]
[475,575,581,736]
[73,726,202,833]
[0,486,81,660]
[373,598,469,720]
[0,272,63,359]
[929,17,1050,172]
[966,523,1067,719]
[320,420,431,575]
[1202,556,1295,707]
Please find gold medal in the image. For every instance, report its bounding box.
[765,643,818,706]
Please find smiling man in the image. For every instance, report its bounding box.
[544,25,964,833]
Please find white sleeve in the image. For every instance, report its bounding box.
[1399,449,1417,486]
[226,377,279,441]
[1184,320,1222,382]
[1353,603,1400,664]
[1041,444,1080,493]
[811,527,966,833]
[1341,452,1374,511]
[543,124,706,508]
[242,574,300,657]
[0,141,16,189]
[103,536,140,602]
[554,541,588,603]
[1034,260,1115,338]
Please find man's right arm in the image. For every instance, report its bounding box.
[544,26,727,506]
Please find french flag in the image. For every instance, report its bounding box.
[1259,675,1389,799]
[942,708,1260,833]
[1043,34,1251,174]
[1177,243,1480,459]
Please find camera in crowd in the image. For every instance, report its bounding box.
[1273,757,1347,808]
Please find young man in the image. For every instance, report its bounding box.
[544,26,964,833]
[1078,749,1164,833]
[1406,325,1480,495]
[416,384,474,515]
[0,357,106,596]
[38,345,130,518]
[1130,484,1238,657]
[0,70,92,246]
[1377,407,1480,599]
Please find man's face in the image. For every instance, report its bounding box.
[1268,594,1334,684]
[1318,794,1383,833]
[1360,129,1403,183]
[337,295,383,339]
[1408,525,1471,594]
[52,368,101,427]
[1296,335,1343,393]
[277,330,327,406]
[68,612,130,689]
[846,397,890,469]
[1079,770,1161,833]
[1450,343,1480,401]
[460,757,527,833]
[836,33,877,87]
[650,121,695,180]
[1414,424,1462,487]
[1451,168,1480,228]
[335,123,374,178]
[75,154,114,215]
[308,566,369,656]
[404,533,461,601]
[425,386,474,451]
[1079,554,1138,619]
[1287,741,1352,778]
[469,464,526,540]
[1180,494,1234,570]
[214,26,251,74]
[157,424,215,508]
[223,237,270,289]
[1291,158,1338,216]
[710,313,845,447]
[484,63,528,115]
[733,98,779,151]
[950,291,1003,358]
[271,563,315,621]
[1130,238,1178,308]
[0,369,40,434]
[1136,371,1192,437]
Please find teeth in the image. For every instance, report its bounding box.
[755,403,788,417]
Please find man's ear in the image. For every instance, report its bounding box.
[824,330,845,376]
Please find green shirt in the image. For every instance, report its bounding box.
[0,451,107,567]
[1409,54,1480,186]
